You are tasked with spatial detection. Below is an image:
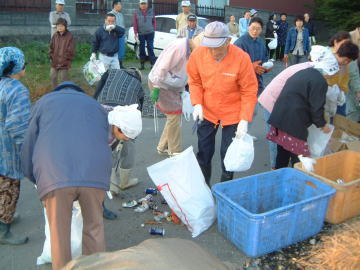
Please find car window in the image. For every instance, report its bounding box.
[156,17,166,33]
[198,18,210,29]
[162,18,176,33]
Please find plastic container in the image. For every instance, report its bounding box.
[294,150,360,224]
[212,168,335,257]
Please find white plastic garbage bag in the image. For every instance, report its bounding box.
[181,91,194,121]
[298,155,317,172]
[37,202,83,265]
[147,147,216,238]
[307,124,334,158]
[324,85,341,117]
[268,37,278,50]
[224,134,254,172]
[83,60,106,85]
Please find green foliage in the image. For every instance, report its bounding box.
[314,0,360,31]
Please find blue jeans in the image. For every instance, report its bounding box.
[139,32,156,62]
[263,108,277,169]
[118,35,126,61]
[197,119,237,173]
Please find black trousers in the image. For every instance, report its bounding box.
[197,119,237,173]
[275,144,300,169]
[276,44,285,60]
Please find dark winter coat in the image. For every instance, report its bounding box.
[49,30,75,70]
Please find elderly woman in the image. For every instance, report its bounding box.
[0,47,31,245]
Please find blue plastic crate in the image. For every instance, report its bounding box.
[212,168,335,257]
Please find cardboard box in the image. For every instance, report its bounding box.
[329,115,360,152]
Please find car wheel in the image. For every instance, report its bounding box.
[134,44,140,59]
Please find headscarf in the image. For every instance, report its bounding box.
[108,104,142,139]
[0,47,25,77]
[310,45,339,76]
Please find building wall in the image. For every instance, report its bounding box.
[230,0,315,15]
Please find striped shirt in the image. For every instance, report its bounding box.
[0,78,31,179]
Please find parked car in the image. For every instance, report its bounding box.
[127,14,236,58]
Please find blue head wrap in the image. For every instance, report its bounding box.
[0,47,25,77]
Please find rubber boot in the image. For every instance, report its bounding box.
[200,164,212,186]
[220,171,234,182]
[102,202,117,220]
[119,168,139,190]
[109,168,121,196]
[139,60,145,70]
[0,221,28,245]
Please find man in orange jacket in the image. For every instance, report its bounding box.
[187,21,258,184]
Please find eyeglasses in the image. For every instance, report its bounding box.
[249,27,262,32]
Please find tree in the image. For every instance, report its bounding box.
[314,0,360,31]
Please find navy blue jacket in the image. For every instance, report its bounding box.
[92,25,125,56]
[276,20,288,45]
[234,33,268,94]
[21,82,112,199]
[285,27,310,55]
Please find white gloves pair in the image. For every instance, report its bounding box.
[105,24,115,31]
[90,53,96,61]
[192,104,248,138]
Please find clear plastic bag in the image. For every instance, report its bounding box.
[224,134,254,172]
[147,147,216,238]
[83,60,106,85]
[307,124,334,158]
[181,91,194,121]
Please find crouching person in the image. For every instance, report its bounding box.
[21,82,113,270]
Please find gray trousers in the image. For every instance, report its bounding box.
[112,139,135,170]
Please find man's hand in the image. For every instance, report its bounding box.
[150,87,160,104]
[193,104,204,122]
[236,120,248,138]
[90,53,96,62]
[252,60,266,75]
[135,33,139,42]
[321,125,332,134]
[283,54,289,63]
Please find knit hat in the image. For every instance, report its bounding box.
[310,45,339,76]
[0,47,25,77]
[108,104,142,139]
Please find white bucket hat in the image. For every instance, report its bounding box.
[56,0,65,5]
[201,21,230,48]
[310,45,339,76]
[108,104,142,139]
[181,1,191,7]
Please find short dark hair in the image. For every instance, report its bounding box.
[337,41,359,61]
[329,31,351,46]
[249,17,263,28]
[244,10,250,15]
[280,13,287,17]
[268,14,276,21]
[106,13,116,19]
[112,1,121,8]
[56,18,68,28]
[294,15,304,23]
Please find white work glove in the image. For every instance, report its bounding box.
[236,120,248,138]
[337,91,346,106]
[105,24,115,31]
[193,104,204,122]
[90,53,96,62]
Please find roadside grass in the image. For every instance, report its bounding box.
[2,41,137,102]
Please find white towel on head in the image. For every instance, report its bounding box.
[108,104,142,139]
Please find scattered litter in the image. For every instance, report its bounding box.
[336,178,344,184]
[138,194,154,204]
[149,227,165,236]
[154,211,169,222]
[161,199,167,205]
[145,188,158,195]
[122,200,138,208]
[134,202,150,213]
[144,220,162,225]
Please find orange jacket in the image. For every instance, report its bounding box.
[187,44,258,126]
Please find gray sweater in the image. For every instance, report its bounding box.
[21,82,112,199]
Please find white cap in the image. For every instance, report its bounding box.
[201,21,230,48]
[310,45,339,76]
[139,0,147,3]
[108,104,142,139]
[56,0,65,4]
[181,1,191,7]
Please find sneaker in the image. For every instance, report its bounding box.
[157,148,169,156]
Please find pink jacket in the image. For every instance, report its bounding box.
[259,62,313,113]
[148,38,189,114]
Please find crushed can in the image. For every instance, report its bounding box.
[145,188,158,195]
[149,227,165,236]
